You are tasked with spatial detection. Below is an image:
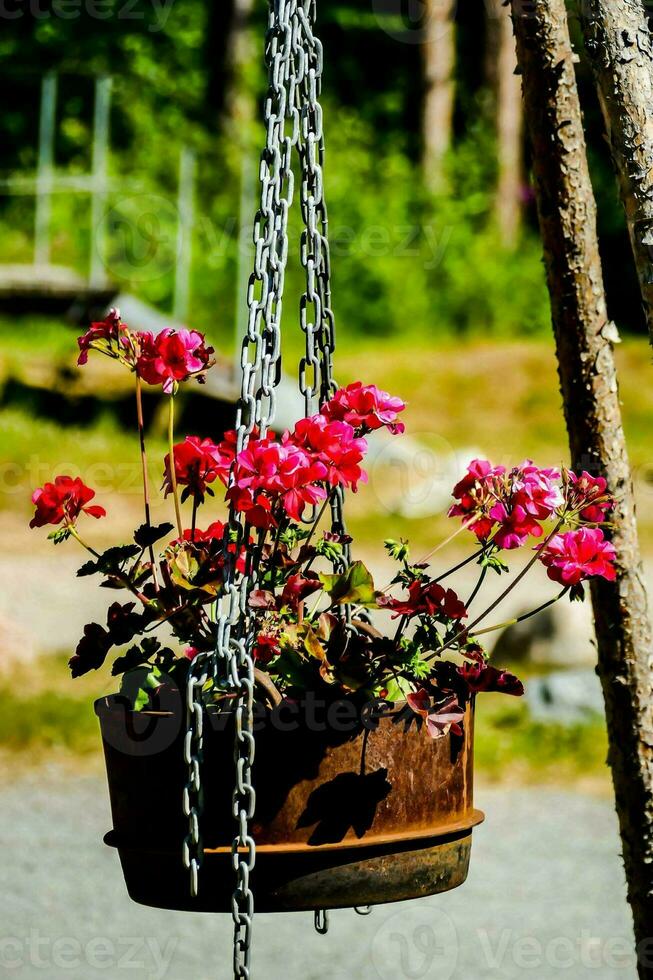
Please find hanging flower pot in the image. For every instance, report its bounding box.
[28,3,619,972]
[29,306,617,965]
[96,692,483,912]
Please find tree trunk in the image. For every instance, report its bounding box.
[422,0,457,192]
[486,0,524,246]
[511,0,653,972]
[576,0,653,343]
[223,0,257,131]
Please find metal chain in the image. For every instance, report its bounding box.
[183,2,299,978]
[294,0,350,566]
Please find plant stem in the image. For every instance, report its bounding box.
[471,588,568,638]
[167,394,183,539]
[432,547,485,583]
[191,497,198,542]
[431,519,564,660]
[465,565,487,609]
[68,525,100,558]
[135,376,158,587]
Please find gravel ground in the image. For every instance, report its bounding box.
[0,770,636,979]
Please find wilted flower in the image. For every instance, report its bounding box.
[407,689,465,739]
[380,580,467,621]
[30,476,106,529]
[564,470,612,524]
[77,308,132,367]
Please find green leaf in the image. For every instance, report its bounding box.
[319,560,377,607]
[384,538,410,562]
[48,526,72,545]
[134,522,174,548]
[119,665,165,711]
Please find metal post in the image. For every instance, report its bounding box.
[90,76,112,287]
[172,146,196,321]
[34,72,57,267]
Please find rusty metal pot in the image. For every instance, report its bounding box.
[95,694,483,913]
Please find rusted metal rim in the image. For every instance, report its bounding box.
[104,809,484,857]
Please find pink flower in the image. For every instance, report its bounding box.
[490,502,544,550]
[30,476,106,528]
[136,328,214,394]
[448,459,507,540]
[163,436,223,502]
[321,382,406,435]
[539,527,617,586]
[228,436,327,523]
[564,471,612,524]
[77,308,131,366]
[379,580,467,621]
[286,415,368,490]
[513,461,562,520]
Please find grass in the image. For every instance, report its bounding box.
[474,694,609,791]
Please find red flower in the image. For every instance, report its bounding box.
[229,436,327,523]
[77,308,131,366]
[539,527,617,586]
[30,476,106,529]
[163,436,223,502]
[287,415,368,491]
[458,656,524,697]
[321,382,406,435]
[173,521,248,574]
[227,486,277,529]
[564,471,612,524]
[450,459,563,549]
[136,328,214,394]
[448,459,507,540]
[380,580,467,621]
[281,573,323,610]
[253,632,280,664]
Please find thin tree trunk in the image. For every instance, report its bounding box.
[224,0,256,131]
[511,0,653,972]
[422,0,457,192]
[486,0,524,246]
[576,0,653,342]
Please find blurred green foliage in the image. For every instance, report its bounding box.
[0,0,642,347]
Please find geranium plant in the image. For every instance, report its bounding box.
[30,310,617,733]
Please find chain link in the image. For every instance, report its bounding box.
[294,0,349,566]
[183,2,299,978]
[183,2,348,977]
